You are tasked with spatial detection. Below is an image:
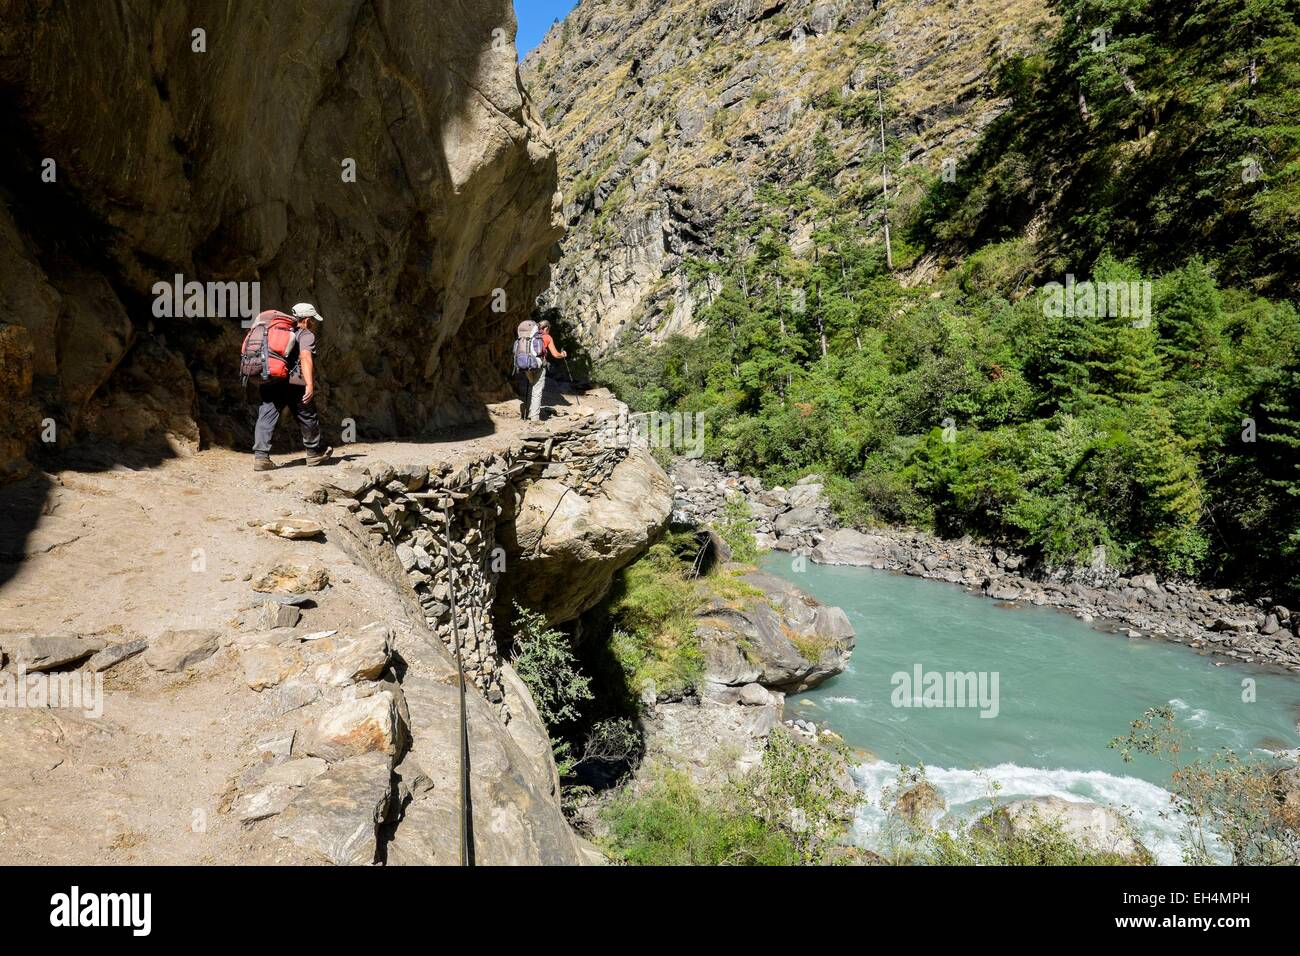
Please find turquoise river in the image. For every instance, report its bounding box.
[760,554,1300,863]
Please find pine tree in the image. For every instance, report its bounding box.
[1153,257,1222,376]
[1257,358,1300,583]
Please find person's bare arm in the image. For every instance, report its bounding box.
[547,339,567,359]
[301,350,315,403]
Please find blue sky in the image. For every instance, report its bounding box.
[514,0,580,58]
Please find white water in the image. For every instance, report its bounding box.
[850,760,1203,864]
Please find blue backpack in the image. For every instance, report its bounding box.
[514,320,545,371]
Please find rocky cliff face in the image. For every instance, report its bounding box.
[0,0,562,481]
[521,0,1053,352]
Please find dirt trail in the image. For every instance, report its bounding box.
[0,386,612,864]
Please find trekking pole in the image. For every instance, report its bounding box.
[562,356,583,410]
[443,505,475,867]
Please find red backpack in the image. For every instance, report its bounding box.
[240,310,298,383]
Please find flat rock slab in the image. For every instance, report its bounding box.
[260,518,324,540]
[1,634,106,671]
[272,752,393,865]
[239,623,392,692]
[86,639,148,673]
[241,644,304,691]
[232,783,300,822]
[233,758,329,822]
[251,563,330,594]
[144,629,220,672]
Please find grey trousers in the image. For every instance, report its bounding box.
[525,365,546,421]
[253,381,321,456]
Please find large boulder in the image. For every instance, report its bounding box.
[773,505,825,534]
[695,565,855,692]
[977,796,1149,862]
[501,445,673,623]
[639,695,783,792]
[787,482,825,508]
[811,528,894,566]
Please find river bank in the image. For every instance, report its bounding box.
[670,459,1300,675]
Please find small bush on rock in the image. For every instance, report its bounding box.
[737,728,859,863]
[511,602,592,729]
[715,494,760,562]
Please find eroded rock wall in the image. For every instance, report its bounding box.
[0,0,563,480]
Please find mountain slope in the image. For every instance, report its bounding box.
[522,0,1054,352]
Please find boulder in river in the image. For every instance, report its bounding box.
[976,796,1149,862]
[894,781,946,825]
[695,565,855,693]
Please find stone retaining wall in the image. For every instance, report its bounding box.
[314,412,645,713]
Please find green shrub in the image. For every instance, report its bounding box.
[511,602,592,730]
[600,536,706,696]
[1111,707,1300,865]
[603,729,858,866]
[715,494,760,562]
[601,770,801,865]
[736,729,859,863]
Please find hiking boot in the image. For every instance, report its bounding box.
[253,457,277,472]
[305,446,333,467]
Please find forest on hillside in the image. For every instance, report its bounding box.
[591,0,1300,601]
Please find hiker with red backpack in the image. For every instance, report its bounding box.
[241,303,332,471]
[513,317,566,421]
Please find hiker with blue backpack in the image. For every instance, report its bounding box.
[513,318,567,421]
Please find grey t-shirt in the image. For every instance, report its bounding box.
[289,328,316,386]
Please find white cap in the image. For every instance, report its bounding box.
[291,302,324,322]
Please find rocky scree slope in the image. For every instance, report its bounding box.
[521,0,1053,352]
[0,0,562,482]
